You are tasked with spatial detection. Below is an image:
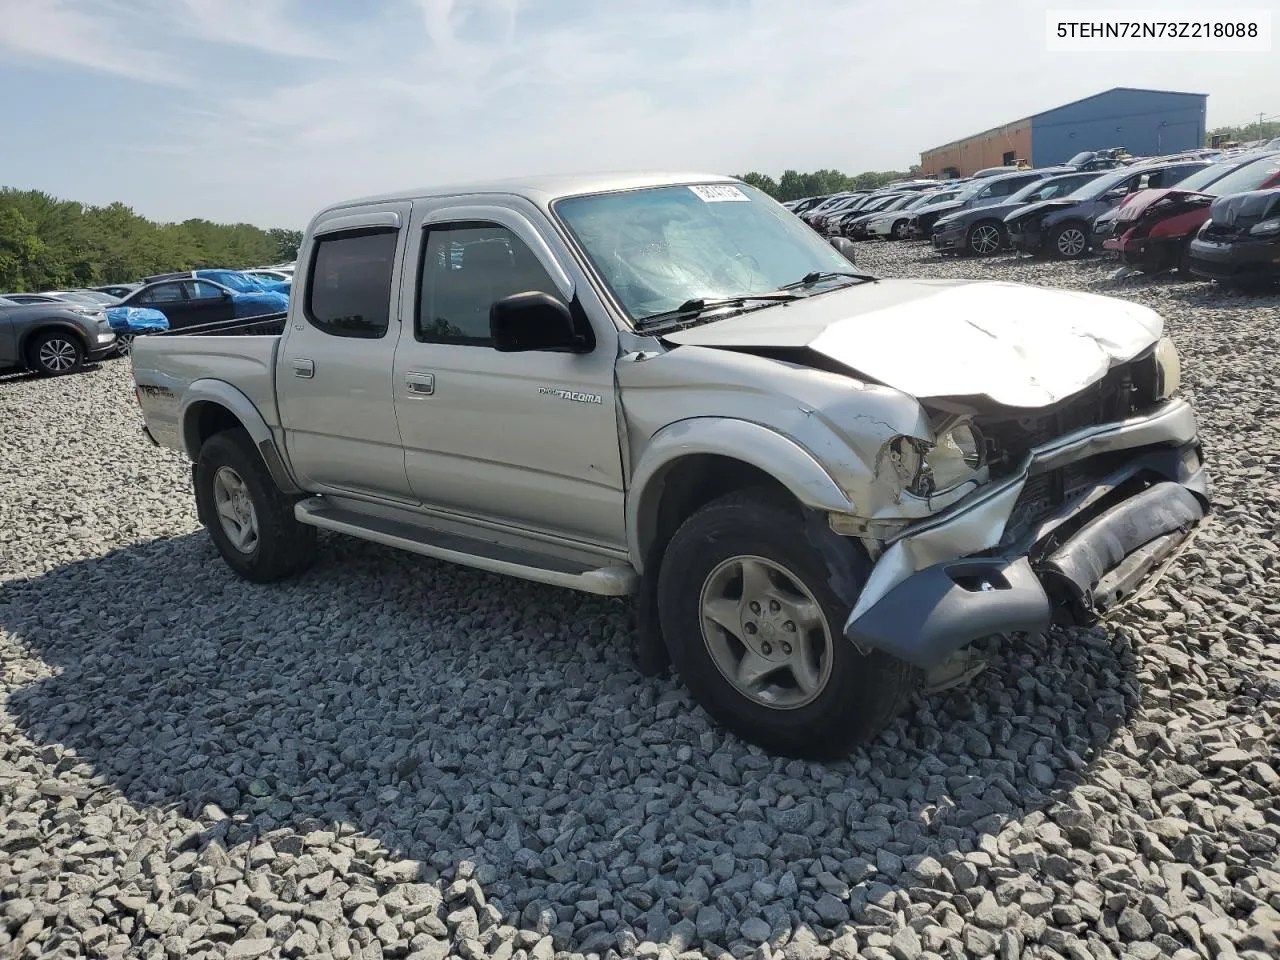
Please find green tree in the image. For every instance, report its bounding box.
[0,185,300,292]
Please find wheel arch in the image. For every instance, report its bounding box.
[19,322,88,364]
[181,380,302,494]
[627,418,855,576]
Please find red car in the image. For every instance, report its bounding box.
[1102,152,1280,273]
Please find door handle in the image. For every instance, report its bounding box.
[293,358,314,378]
[405,372,435,397]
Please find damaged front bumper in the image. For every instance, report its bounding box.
[843,400,1208,669]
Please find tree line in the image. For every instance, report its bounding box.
[0,187,302,294]
[734,168,921,202]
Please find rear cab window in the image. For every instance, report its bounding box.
[304,230,399,339]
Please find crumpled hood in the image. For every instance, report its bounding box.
[662,278,1164,408]
[1209,188,1280,228]
[915,200,962,219]
[1004,198,1076,223]
[1115,187,1211,223]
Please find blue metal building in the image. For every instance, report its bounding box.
[1030,87,1207,167]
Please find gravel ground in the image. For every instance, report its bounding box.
[2,243,1278,960]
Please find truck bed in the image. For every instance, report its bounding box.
[131,314,286,455]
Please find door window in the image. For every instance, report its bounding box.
[184,281,225,300]
[304,229,399,339]
[140,283,184,303]
[416,223,560,346]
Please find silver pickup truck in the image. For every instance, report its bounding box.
[132,172,1208,757]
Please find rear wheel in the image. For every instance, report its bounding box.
[966,221,1004,256]
[656,490,918,758]
[1049,222,1089,259]
[195,428,317,583]
[27,330,84,376]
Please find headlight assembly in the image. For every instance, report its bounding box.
[901,422,986,497]
[1154,335,1181,400]
[1248,217,1280,236]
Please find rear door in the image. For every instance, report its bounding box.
[275,203,415,502]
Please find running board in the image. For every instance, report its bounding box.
[294,499,638,596]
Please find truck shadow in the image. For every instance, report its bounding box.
[0,531,1139,951]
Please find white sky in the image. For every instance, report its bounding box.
[0,0,1276,226]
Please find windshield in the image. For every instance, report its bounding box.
[554,182,858,323]
[65,290,120,304]
[1203,156,1280,196]
[1066,168,1133,201]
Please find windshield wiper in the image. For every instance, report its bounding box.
[636,292,801,329]
[779,270,877,290]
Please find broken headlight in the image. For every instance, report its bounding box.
[907,422,986,497]
[1154,336,1181,400]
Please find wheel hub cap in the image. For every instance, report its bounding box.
[699,555,834,709]
[212,466,259,554]
[39,339,76,371]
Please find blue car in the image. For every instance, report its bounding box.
[194,268,291,297]
[116,278,289,332]
[104,306,169,355]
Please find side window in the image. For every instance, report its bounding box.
[304,229,398,339]
[142,284,183,304]
[416,222,560,346]
[185,281,225,300]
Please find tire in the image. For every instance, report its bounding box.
[966,221,1004,257]
[194,428,317,583]
[891,220,907,240]
[27,330,84,376]
[1049,221,1089,260]
[656,489,918,758]
[115,334,135,357]
[1175,234,1196,275]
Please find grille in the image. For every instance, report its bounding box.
[974,354,1158,476]
[1004,459,1107,544]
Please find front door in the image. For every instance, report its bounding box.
[134,281,197,329]
[391,201,625,548]
[275,203,415,502]
[181,281,237,326]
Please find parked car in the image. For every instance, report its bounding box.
[846,193,918,239]
[1100,152,1280,273]
[1004,160,1211,259]
[130,171,1207,758]
[806,194,867,232]
[25,290,171,355]
[195,268,291,296]
[1063,148,1132,171]
[800,192,860,228]
[906,192,972,239]
[932,171,1104,255]
[866,190,963,240]
[243,268,293,285]
[836,193,908,238]
[0,295,116,375]
[1187,188,1280,288]
[93,283,140,299]
[117,278,289,331]
[909,169,1069,245]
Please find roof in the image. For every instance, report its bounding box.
[921,87,1209,156]
[322,171,740,216]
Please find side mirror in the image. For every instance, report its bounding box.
[490,291,588,353]
[829,236,857,264]
[1105,188,1129,201]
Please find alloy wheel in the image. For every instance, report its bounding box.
[212,466,260,554]
[1057,227,1087,257]
[37,338,78,373]
[970,224,1002,255]
[698,555,834,709]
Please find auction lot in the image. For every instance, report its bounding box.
[2,243,1277,960]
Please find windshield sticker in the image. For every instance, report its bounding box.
[689,184,750,203]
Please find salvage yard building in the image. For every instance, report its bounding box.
[919,87,1208,178]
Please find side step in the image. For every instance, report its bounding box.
[294,499,638,597]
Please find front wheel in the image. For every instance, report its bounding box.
[1049,222,1089,260]
[28,331,84,376]
[966,221,1004,256]
[115,334,135,357]
[891,220,907,240]
[195,428,317,583]
[656,490,918,758]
